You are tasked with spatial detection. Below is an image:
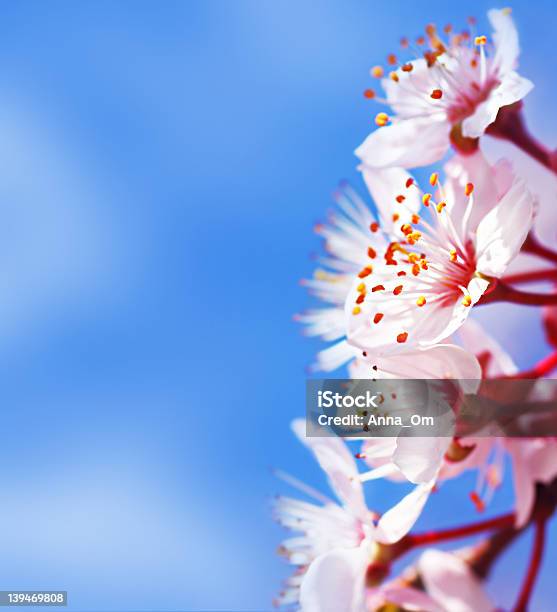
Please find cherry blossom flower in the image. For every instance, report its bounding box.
[298,172,419,371]
[458,318,557,526]
[355,9,533,169]
[274,419,431,607]
[345,155,535,358]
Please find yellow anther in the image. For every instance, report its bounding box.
[449,249,457,262]
[371,65,384,78]
[429,172,439,186]
[375,112,389,127]
[465,182,474,196]
[352,306,362,315]
[357,282,366,293]
[422,193,432,207]
[436,202,446,213]
[389,71,399,82]
[462,295,472,307]
[475,35,487,45]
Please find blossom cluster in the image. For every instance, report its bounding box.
[274,9,557,611]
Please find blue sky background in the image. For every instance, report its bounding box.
[0,1,555,610]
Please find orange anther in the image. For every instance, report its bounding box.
[363,88,375,99]
[373,313,384,324]
[358,266,373,278]
[430,89,443,99]
[371,65,384,78]
[465,182,474,196]
[396,332,408,343]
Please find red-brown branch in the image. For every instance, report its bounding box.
[397,513,515,553]
[512,518,547,612]
[478,282,557,306]
[487,103,556,175]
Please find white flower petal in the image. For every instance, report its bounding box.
[462,73,533,139]
[300,546,368,612]
[419,549,493,612]
[475,179,534,277]
[374,480,434,544]
[489,8,520,74]
[355,117,449,169]
[393,437,450,484]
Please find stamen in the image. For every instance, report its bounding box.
[401,63,413,72]
[430,89,443,99]
[429,172,439,186]
[375,112,389,127]
[400,37,409,49]
[356,293,365,304]
[352,306,361,315]
[370,222,380,233]
[474,35,487,45]
[363,88,375,99]
[396,332,408,343]
[449,248,457,262]
[465,182,474,196]
[405,178,414,188]
[436,201,446,213]
[368,247,377,259]
[373,313,384,324]
[357,282,366,293]
[392,213,400,222]
[393,285,403,295]
[371,66,384,78]
[389,71,399,82]
[397,271,406,277]
[416,296,427,307]
[422,193,432,206]
[358,266,373,278]
[396,194,406,203]
[387,53,397,66]
[372,284,385,292]
[469,491,485,513]
[462,295,472,307]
